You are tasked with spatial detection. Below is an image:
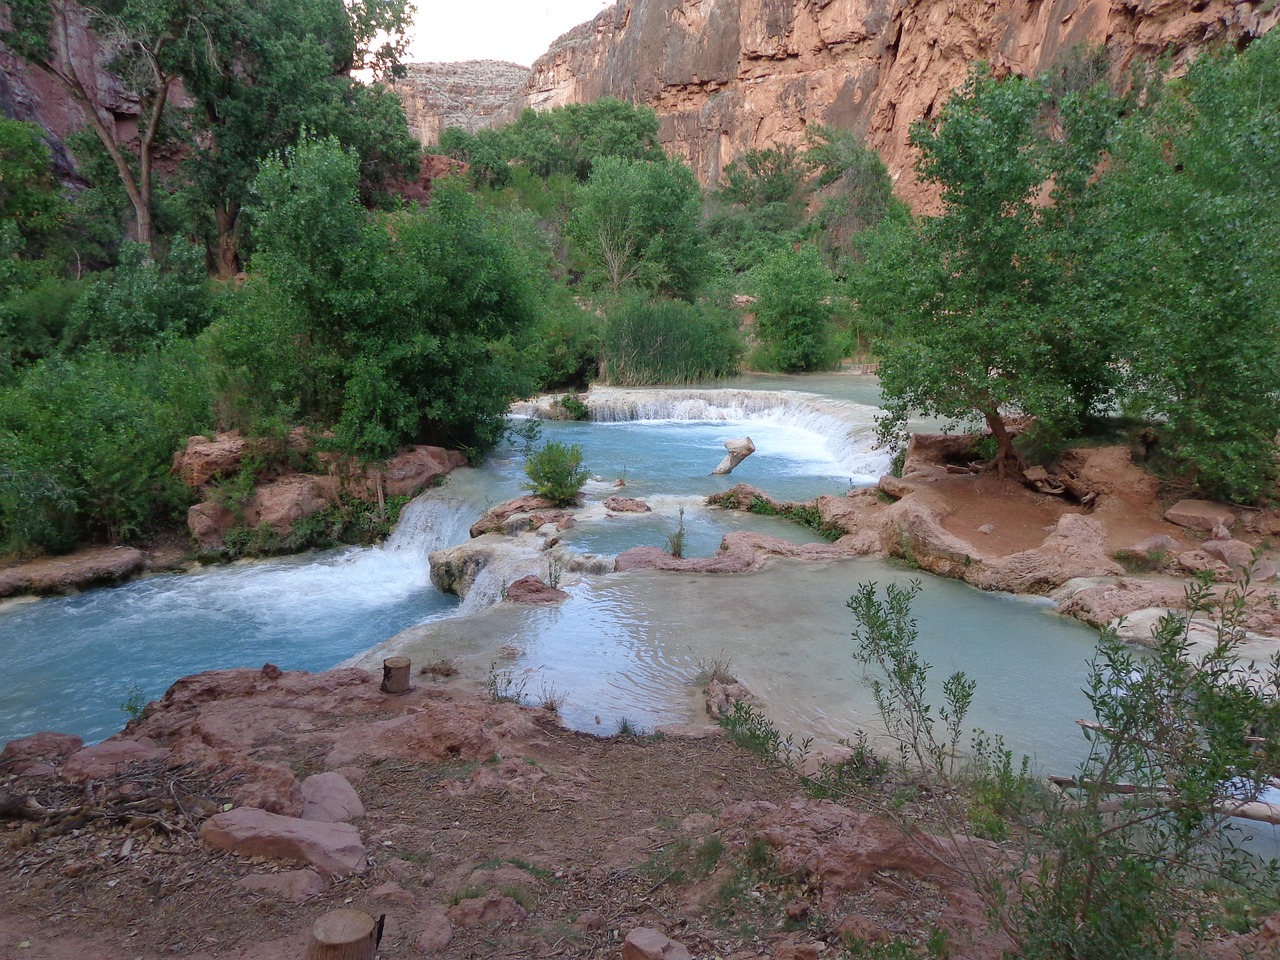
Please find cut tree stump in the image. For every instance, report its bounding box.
[304,908,381,960]
[380,656,411,695]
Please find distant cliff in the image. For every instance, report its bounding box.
[389,60,530,146]
[520,0,1278,209]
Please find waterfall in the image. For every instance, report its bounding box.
[385,490,478,560]
[513,387,890,481]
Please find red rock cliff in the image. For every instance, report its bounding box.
[521,0,1278,209]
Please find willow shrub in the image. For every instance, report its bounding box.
[0,343,213,554]
[600,297,742,385]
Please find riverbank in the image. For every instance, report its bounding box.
[3,664,1275,960]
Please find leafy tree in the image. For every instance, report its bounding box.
[865,67,1120,475]
[2,0,190,253]
[175,0,419,276]
[751,244,835,372]
[1090,32,1280,502]
[209,136,539,459]
[568,155,709,300]
[0,118,67,256]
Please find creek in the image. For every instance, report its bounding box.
[0,374,1130,773]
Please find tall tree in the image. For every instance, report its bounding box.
[1090,31,1280,502]
[175,0,418,277]
[568,155,709,301]
[866,67,1120,474]
[2,0,189,253]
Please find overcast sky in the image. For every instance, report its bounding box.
[405,1,614,67]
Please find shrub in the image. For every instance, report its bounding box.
[523,441,589,505]
[751,244,836,372]
[601,296,742,385]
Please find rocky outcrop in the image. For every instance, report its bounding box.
[174,431,466,550]
[0,545,146,598]
[391,60,531,146]
[462,0,1278,208]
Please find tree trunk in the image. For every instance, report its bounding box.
[304,908,381,960]
[983,409,1022,480]
[213,202,242,279]
[381,657,411,695]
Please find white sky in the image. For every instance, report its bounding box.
[405,0,614,67]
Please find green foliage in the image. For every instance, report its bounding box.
[845,575,1280,958]
[119,685,147,722]
[665,506,686,558]
[751,244,836,372]
[601,297,742,385]
[214,137,539,460]
[550,394,590,421]
[0,343,212,554]
[569,155,711,300]
[441,98,661,186]
[523,441,589,505]
[63,240,219,352]
[848,580,974,778]
[0,118,67,256]
[1089,32,1280,502]
[864,66,1122,473]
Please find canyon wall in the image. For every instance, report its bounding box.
[390,60,530,146]
[519,0,1278,209]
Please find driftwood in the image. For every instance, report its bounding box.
[1022,466,1097,509]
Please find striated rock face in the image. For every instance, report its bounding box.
[517,0,1278,208]
[391,60,531,146]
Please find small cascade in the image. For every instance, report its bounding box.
[516,387,890,481]
[457,545,553,615]
[385,489,479,560]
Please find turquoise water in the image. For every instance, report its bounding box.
[0,375,1086,768]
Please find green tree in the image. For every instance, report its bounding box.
[1090,33,1280,502]
[568,155,709,300]
[2,0,191,253]
[175,0,419,276]
[752,244,835,372]
[209,136,538,459]
[865,67,1120,474]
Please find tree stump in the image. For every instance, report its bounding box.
[381,656,412,695]
[304,908,381,960]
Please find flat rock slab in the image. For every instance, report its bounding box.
[201,807,367,876]
[235,868,327,901]
[0,546,146,598]
[62,739,170,781]
[624,927,693,960]
[1165,499,1235,532]
[300,771,364,823]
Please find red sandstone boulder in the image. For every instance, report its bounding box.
[415,908,454,952]
[300,771,364,823]
[174,432,247,487]
[62,739,170,781]
[200,807,367,876]
[1,731,83,770]
[0,546,147,598]
[366,446,467,498]
[623,927,693,960]
[1164,499,1236,532]
[468,495,565,537]
[446,890,527,928]
[504,575,569,605]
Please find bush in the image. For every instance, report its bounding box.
[0,343,213,553]
[751,244,837,372]
[601,297,742,385]
[523,441,589,505]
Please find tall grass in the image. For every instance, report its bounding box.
[601,297,742,385]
